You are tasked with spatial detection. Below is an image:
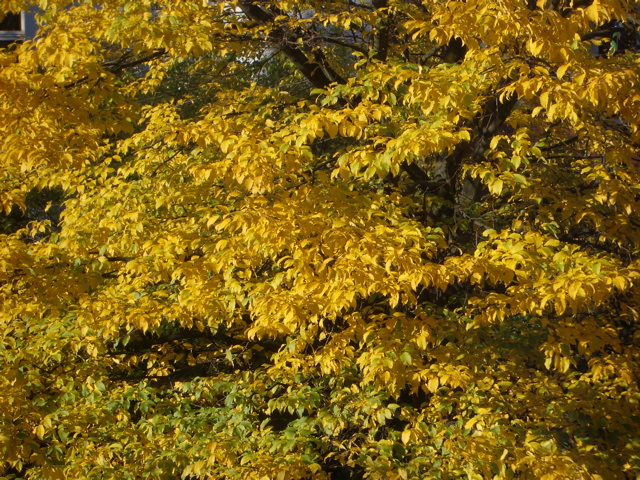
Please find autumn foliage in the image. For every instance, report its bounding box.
[1,0,640,478]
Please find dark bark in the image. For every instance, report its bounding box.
[581,27,626,42]
[110,326,280,355]
[103,49,167,74]
[235,4,519,211]
[238,1,345,88]
[372,0,390,61]
[431,80,518,207]
[526,0,595,15]
[441,37,467,64]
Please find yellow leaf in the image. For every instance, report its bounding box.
[556,64,570,80]
[206,215,219,228]
[528,40,544,56]
[574,72,586,85]
[567,281,581,300]
[500,448,509,461]
[326,122,339,139]
[34,425,45,439]
[540,91,550,109]
[464,417,479,430]
[555,293,567,315]
[490,178,504,195]
[427,377,439,392]
[613,276,627,290]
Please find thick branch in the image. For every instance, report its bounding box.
[471,83,519,159]
[419,46,441,65]
[432,80,518,204]
[64,49,167,89]
[372,0,390,61]
[238,1,345,88]
[581,27,625,41]
[103,49,167,74]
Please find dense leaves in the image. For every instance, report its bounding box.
[1,0,640,478]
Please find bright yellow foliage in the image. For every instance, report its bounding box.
[1,0,640,478]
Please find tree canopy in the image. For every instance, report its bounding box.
[1,0,640,478]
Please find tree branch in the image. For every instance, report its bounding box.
[238,1,345,88]
[429,79,518,206]
[372,0,390,61]
[103,49,167,74]
[317,35,369,55]
[581,27,626,41]
[540,135,580,151]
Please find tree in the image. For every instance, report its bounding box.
[1,0,640,478]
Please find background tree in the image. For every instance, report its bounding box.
[1,0,640,479]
